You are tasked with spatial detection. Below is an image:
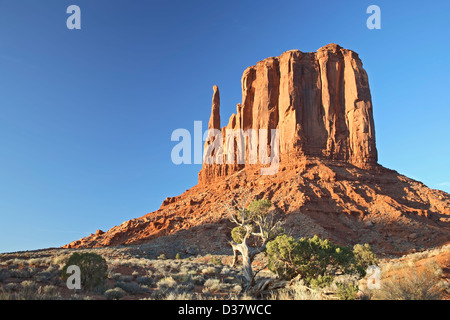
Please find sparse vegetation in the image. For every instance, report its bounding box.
[201,266,217,275]
[210,256,223,266]
[0,269,10,283]
[268,280,322,300]
[116,281,148,295]
[0,242,447,300]
[104,287,126,300]
[266,234,377,284]
[137,276,155,287]
[371,260,444,300]
[202,279,221,293]
[333,279,359,300]
[225,197,284,292]
[157,253,166,260]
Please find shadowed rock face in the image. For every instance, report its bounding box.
[199,44,377,184]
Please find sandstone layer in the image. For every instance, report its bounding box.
[64,159,450,256]
[199,44,377,184]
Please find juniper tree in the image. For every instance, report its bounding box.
[224,196,284,291]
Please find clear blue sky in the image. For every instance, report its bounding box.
[0,0,449,253]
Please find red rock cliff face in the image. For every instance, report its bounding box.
[64,44,450,252]
[199,44,377,184]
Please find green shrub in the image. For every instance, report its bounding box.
[335,282,359,300]
[61,252,108,291]
[266,234,300,280]
[352,243,378,277]
[266,235,375,284]
[247,199,272,220]
[231,226,248,244]
[309,275,334,289]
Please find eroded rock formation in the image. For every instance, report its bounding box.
[64,45,450,256]
[199,44,377,184]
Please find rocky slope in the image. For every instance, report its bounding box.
[64,44,450,256]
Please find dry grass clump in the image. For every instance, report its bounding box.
[370,260,444,300]
[156,276,178,290]
[123,257,153,268]
[53,253,71,268]
[268,280,322,300]
[172,272,192,284]
[163,292,195,300]
[35,271,55,283]
[0,280,61,300]
[152,276,195,299]
[202,279,221,293]
[8,266,38,279]
[202,278,241,295]
[359,244,449,300]
[136,275,155,287]
[5,258,29,266]
[201,266,217,275]
[104,287,126,300]
[107,271,122,281]
[116,281,149,295]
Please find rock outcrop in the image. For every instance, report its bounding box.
[64,44,450,256]
[64,159,450,256]
[208,85,221,130]
[199,44,377,184]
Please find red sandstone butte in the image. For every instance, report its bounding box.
[64,44,449,255]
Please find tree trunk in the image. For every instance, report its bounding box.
[231,241,254,290]
[231,247,239,267]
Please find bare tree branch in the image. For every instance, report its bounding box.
[226,194,284,294]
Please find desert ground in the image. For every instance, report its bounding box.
[1,241,448,300]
